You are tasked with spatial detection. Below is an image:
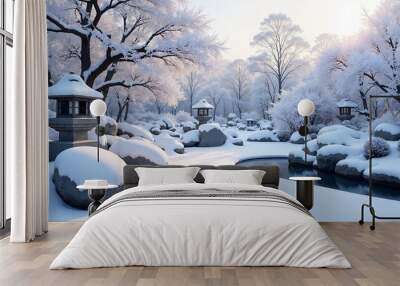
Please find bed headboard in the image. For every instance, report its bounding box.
[123,165,280,189]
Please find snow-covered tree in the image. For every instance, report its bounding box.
[251,14,309,96]
[271,80,337,132]
[200,80,228,120]
[47,0,221,108]
[225,59,251,119]
[181,70,203,115]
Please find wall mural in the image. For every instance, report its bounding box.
[46,0,400,219]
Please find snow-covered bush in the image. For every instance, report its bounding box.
[363,137,390,159]
[175,111,193,123]
[117,122,154,141]
[155,133,184,154]
[259,120,273,130]
[161,114,176,129]
[270,82,337,133]
[247,130,279,142]
[110,138,168,165]
[182,121,197,132]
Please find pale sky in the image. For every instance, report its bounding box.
[188,0,381,60]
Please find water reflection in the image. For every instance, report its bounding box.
[237,157,400,201]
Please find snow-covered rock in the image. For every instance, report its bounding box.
[288,150,315,166]
[110,138,168,165]
[48,109,56,119]
[182,121,197,133]
[289,131,312,144]
[247,130,279,142]
[149,126,161,135]
[317,126,361,147]
[305,139,319,156]
[374,123,400,141]
[237,123,246,130]
[97,115,118,136]
[335,158,368,178]
[230,137,244,146]
[275,130,291,142]
[103,135,125,148]
[117,122,154,142]
[53,147,125,209]
[49,127,59,141]
[181,130,200,147]
[155,133,184,154]
[198,123,227,147]
[246,126,258,131]
[316,145,354,171]
[227,120,236,127]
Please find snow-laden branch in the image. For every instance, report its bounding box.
[47,12,89,37]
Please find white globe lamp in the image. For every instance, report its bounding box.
[90,99,107,162]
[90,99,107,117]
[297,99,315,164]
[297,99,315,117]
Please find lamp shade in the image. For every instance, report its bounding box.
[297,99,315,117]
[90,99,107,117]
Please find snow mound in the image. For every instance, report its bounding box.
[182,130,200,147]
[225,128,239,138]
[54,146,125,186]
[247,130,279,142]
[118,122,154,142]
[374,123,400,141]
[375,123,400,135]
[318,125,361,138]
[199,123,221,132]
[289,131,311,144]
[155,133,184,154]
[110,138,168,165]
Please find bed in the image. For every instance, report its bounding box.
[50,165,350,269]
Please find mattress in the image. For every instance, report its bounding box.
[50,183,351,269]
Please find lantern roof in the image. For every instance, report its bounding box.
[337,99,358,108]
[192,99,214,109]
[48,73,103,99]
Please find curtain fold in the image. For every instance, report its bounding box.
[9,0,48,242]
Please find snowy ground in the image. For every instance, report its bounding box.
[170,131,302,165]
[48,129,400,222]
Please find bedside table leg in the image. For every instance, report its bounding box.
[88,189,106,215]
[296,181,314,210]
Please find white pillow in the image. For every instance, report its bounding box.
[135,167,200,186]
[200,169,266,185]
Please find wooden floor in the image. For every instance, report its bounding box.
[0,222,399,286]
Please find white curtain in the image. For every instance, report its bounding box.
[8,0,49,242]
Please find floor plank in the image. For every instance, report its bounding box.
[0,222,399,286]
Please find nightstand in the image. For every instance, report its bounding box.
[289,176,321,210]
[77,182,118,215]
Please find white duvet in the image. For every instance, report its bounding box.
[50,183,351,269]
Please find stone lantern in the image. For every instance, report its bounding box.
[49,73,103,161]
[337,99,358,121]
[246,118,257,127]
[192,99,214,125]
